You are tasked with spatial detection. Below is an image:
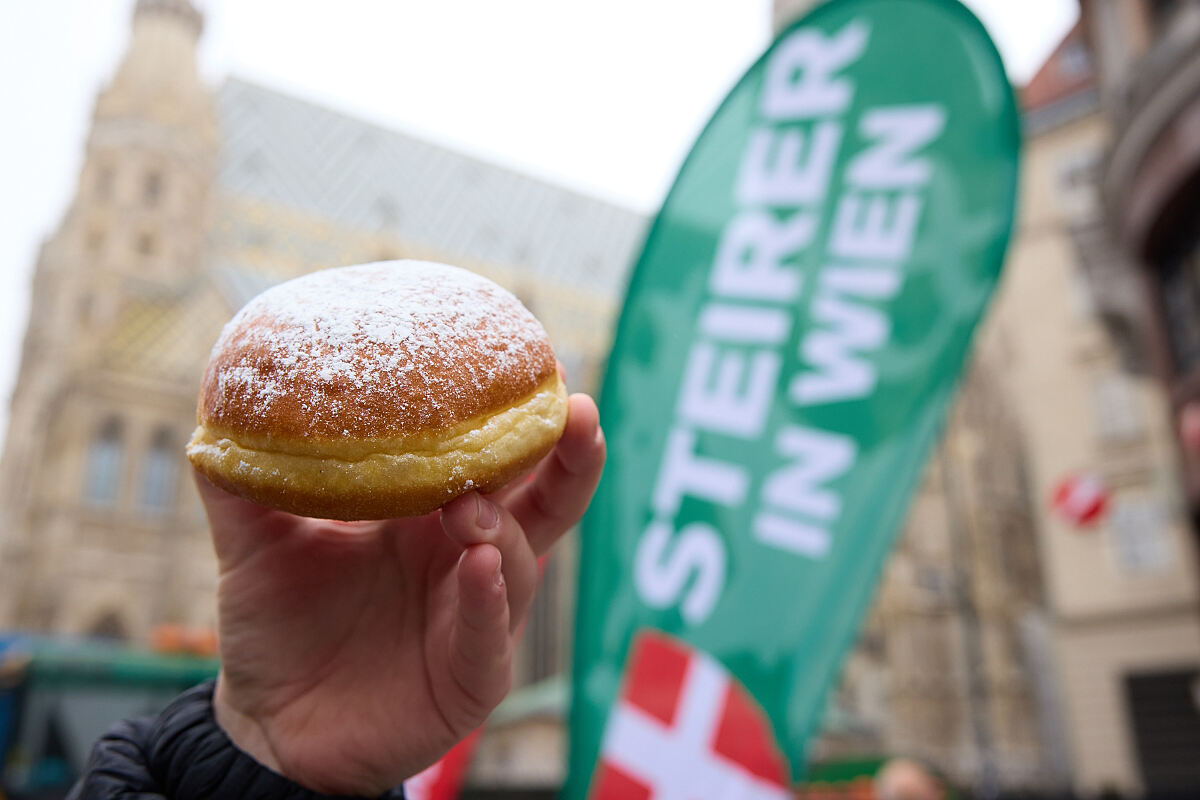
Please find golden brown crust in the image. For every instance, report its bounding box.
[198,314,556,440]
[187,261,567,519]
[188,375,567,520]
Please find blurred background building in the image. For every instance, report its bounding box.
[1,0,1199,797]
[1083,0,1200,540]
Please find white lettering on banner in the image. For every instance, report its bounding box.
[600,651,791,800]
[791,267,901,406]
[634,521,727,626]
[737,123,844,205]
[761,426,856,520]
[680,344,781,438]
[632,18,948,623]
[762,21,870,120]
[653,428,749,516]
[848,106,947,188]
[711,211,814,301]
[830,193,923,261]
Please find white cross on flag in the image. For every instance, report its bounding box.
[590,631,791,799]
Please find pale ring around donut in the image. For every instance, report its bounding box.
[187,373,567,520]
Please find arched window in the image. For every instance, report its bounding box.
[95,166,115,200]
[143,171,163,206]
[83,417,124,507]
[139,427,179,514]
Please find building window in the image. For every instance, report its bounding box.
[1056,147,1101,221]
[143,171,163,206]
[1160,245,1200,375]
[1058,41,1091,78]
[84,417,124,507]
[136,231,157,257]
[1107,492,1172,574]
[78,294,94,325]
[96,167,115,200]
[1068,266,1096,319]
[85,227,105,254]
[1150,0,1185,34]
[139,428,179,514]
[1090,371,1143,443]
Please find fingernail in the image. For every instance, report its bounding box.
[493,555,504,588]
[476,494,499,531]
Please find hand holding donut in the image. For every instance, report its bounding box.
[184,261,606,795]
[197,394,603,796]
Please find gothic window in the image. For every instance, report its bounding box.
[136,231,157,257]
[84,417,124,507]
[143,171,163,206]
[139,427,179,514]
[96,166,115,200]
[1090,371,1143,443]
[85,226,105,254]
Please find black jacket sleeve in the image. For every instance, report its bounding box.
[67,680,404,800]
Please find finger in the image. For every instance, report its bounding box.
[503,393,605,555]
[440,492,538,632]
[192,470,298,567]
[447,544,512,722]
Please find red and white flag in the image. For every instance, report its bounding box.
[1051,472,1109,527]
[590,631,791,800]
[404,729,481,800]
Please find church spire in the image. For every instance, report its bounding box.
[134,0,204,38]
[95,0,212,129]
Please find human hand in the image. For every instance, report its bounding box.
[196,393,605,796]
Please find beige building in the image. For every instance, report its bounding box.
[813,352,1059,792]
[984,21,1200,796]
[1086,0,1200,527]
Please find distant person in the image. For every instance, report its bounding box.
[874,758,946,800]
[66,395,605,799]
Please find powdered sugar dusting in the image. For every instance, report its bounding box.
[202,260,555,438]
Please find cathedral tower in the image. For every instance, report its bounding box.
[0,0,220,638]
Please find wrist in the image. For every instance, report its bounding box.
[212,672,285,776]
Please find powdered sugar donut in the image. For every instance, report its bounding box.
[186,260,568,520]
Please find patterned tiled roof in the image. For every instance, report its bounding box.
[99,285,231,382]
[214,80,646,298]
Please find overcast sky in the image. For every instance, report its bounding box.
[0,0,1077,448]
